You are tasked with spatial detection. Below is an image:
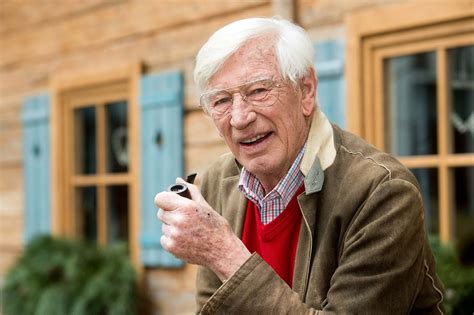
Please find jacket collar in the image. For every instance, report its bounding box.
[301,108,336,194]
[231,107,336,194]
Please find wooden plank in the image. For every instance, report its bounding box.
[182,57,202,110]
[98,185,107,246]
[128,62,141,269]
[64,92,75,236]
[0,115,22,165]
[96,104,106,175]
[0,93,24,111]
[398,156,440,169]
[138,71,185,268]
[0,246,23,275]
[437,48,452,243]
[0,1,270,67]
[0,0,108,34]
[71,174,131,186]
[184,110,222,146]
[0,5,271,100]
[0,128,22,165]
[445,154,474,166]
[362,40,374,142]
[0,63,52,98]
[0,103,22,131]
[0,166,23,192]
[345,10,363,136]
[50,77,64,235]
[143,265,197,314]
[300,0,373,29]
[0,214,23,246]
[373,50,384,150]
[343,0,473,38]
[185,142,229,179]
[272,0,296,21]
[372,32,474,62]
[0,190,23,214]
[362,17,474,52]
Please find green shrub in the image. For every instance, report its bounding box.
[2,235,137,315]
[430,236,474,314]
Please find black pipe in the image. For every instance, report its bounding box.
[167,173,197,199]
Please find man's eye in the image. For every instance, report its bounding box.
[248,87,269,97]
[212,97,231,107]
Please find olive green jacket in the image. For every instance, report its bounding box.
[197,109,444,314]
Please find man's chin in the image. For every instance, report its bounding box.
[243,159,278,177]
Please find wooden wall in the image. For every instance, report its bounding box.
[0,0,409,313]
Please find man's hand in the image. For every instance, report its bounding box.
[154,178,251,281]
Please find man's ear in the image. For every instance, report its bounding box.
[300,68,317,117]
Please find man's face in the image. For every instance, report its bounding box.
[206,37,315,191]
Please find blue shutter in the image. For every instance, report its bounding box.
[139,71,184,268]
[314,40,346,128]
[21,93,51,242]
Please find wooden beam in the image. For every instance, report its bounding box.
[272,0,296,22]
[0,1,270,68]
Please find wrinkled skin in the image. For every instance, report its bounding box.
[207,36,314,192]
[155,178,251,280]
[155,35,316,280]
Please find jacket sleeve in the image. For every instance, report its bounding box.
[198,253,326,314]
[197,179,443,314]
[195,265,222,313]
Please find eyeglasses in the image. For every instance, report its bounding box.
[199,78,282,117]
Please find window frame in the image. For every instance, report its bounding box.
[51,64,141,267]
[346,0,474,243]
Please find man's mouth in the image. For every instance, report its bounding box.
[240,132,272,146]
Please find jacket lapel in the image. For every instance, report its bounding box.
[221,175,247,238]
[293,158,324,298]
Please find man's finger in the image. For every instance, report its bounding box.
[154,190,192,211]
[157,208,166,222]
[161,220,172,235]
[157,208,178,226]
[160,234,173,252]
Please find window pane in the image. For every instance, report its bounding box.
[74,106,96,174]
[107,185,129,243]
[449,45,474,154]
[411,168,439,234]
[75,186,97,242]
[454,167,474,239]
[106,101,128,173]
[384,52,437,156]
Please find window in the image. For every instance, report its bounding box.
[70,95,130,245]
[346,1,474,242]
[52,66,140,265]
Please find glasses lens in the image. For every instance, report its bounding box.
[200,79,280,115]
[244,80,276,106]
[206,91,232,113]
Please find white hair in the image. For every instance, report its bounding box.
[194,17,315,94]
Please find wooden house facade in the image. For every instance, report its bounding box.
[1,0,472,313]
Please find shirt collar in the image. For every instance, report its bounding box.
[238,144,306,204]
[237,106,336,199]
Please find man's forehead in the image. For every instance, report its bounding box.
[207,40,279,90]
[236,35,276,54]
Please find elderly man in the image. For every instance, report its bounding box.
[155,17,444,314]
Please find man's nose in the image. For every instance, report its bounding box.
[229,94,256,129]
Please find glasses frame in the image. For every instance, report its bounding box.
[199,78,282,117]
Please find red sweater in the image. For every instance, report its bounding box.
[241,186,304,287]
